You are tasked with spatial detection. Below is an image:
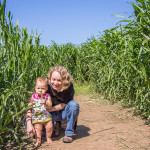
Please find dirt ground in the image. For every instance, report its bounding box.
[22,94,150,150]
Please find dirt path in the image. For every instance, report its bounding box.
[26,94,150,150]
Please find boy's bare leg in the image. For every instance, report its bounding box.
[34,123,43,147]
[44,121,53,144]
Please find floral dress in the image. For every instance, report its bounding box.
[32,93,52,124]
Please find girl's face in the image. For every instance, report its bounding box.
[50,71,62,92]
[35,81,48,95]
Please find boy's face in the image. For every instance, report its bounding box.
[35,81,48,95]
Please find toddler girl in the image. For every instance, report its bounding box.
[27,77,53,147]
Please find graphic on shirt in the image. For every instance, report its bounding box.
[32,93,52,124]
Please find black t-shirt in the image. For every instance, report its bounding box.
[46,83,75,106]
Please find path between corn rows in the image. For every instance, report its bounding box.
[28,94,150,150]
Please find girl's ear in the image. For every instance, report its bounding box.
[46,86,48,91]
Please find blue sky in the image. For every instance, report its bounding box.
[5,0,136,46]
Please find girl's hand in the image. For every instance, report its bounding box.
[27,122,36,137]
[41,98,46,104]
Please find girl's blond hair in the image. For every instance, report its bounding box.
[48,66,73,91]
[35,77,48,87]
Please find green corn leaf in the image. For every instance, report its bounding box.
[41,93,43,99]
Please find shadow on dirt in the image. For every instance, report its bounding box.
[74,125,90,140]
[51,124,90,142]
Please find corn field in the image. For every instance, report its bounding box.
[0,0,150,148]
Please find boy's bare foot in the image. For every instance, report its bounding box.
[34,141,41,147]
[47,138,52,144]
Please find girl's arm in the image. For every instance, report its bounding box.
[45,95,52,108]
[26,97,33,123]
[26,96,35,137]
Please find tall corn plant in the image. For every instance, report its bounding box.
[0,0,150,148]
[129,0,150,117]
[79,0,150,120]
[45,41,81,80]
[0,0,49,147]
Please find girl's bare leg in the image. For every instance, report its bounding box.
[34,123,43,147]
[44,121,53,144]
